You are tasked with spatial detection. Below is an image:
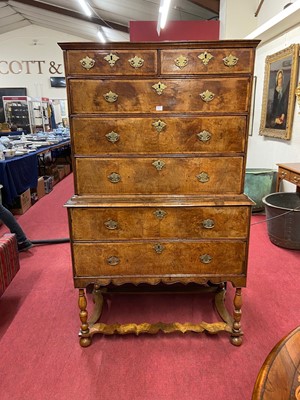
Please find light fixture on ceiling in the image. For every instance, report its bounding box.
[97,28,106,43]
[157,0,171,36]
[77,0,92,17]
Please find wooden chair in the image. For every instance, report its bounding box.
[252,326,300,399]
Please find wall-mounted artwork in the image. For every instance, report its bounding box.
[259,44,299,140]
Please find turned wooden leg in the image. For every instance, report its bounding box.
[230,287,243,346]
[78,289,92,347]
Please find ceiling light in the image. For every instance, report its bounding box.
[157,0,171,35]
[78,0,92,17]
[97,29,106,43]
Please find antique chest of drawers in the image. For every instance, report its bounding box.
[60,40,259,347]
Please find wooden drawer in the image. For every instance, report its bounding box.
[278,167,290,181]
[68,77,251,114]
[160,48,255,74]
[69,205,251,240]
[64,50,158,75]
[289,172,300,185]
[71,116,247,155]
[74,156,244,195]
[72,241,247,277]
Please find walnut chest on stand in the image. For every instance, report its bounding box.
[59,40,259,347]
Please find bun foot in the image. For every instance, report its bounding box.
[230,335,243,346]
[80,337,92,347]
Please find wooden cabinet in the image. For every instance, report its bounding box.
[60,40,259,347]
[276,163,300,192]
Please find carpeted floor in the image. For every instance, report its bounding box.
[0,174,299,400]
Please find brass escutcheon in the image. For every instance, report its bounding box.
[152,120,167,133]
[174,55,188,69]
[197,130,212,142]
[152,160,165,170]
[108,172,121,183]
[223,54,239,67]
[104,53,120,67]
[106,131,120,143]
[80,56,95,70]
[103,91,118,103]
[104,220,119,230]
[200,254,212,264]
[107,256,120,266]
[154,243,165,254]
[198,51,214,65]
[202,219,215,229]
[154,209,167,220]
[196,171,209,183]
[200,90,215,103]
[128,56,144,68]
[152,82,167,95]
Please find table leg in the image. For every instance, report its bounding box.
[78,289,92,347]
[230,287,243,346]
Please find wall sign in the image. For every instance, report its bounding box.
[0,60,63,75]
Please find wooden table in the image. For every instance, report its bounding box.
[276,163,300,192]
[252,325,300,399]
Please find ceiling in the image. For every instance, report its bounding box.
[0,0,219,42]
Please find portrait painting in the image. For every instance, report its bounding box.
[259,44,299,140]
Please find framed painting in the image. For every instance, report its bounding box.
[259,44,299,140]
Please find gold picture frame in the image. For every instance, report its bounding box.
[259,44,299,140]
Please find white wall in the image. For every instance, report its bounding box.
[219,0,257,39]
[0,25,88,99]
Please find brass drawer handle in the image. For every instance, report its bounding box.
[104,53,120,67]
[128,55,144,68]
[223,54,239,67]
[196,171,209,183]
[80,56,95,70]
[200,254,212,264]
[198,51,213,65]
[104,220,119,230]
[107,256,120,266]
[152,160,165,170]
[152,120,166,133]
[200,90,215,103]
[154,209,167,220]
[106,131,120,143]
[174,55,188,69]
[280,171,287,177]
[197,130,211,142]
[154,243,165,254]
[292,176,300,183]
[152,82,167,95]
[202,219,215,229]
[108,172,121,183]
[103,91,118,103]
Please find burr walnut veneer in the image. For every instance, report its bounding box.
[60,40,259,347]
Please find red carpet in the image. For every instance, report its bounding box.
[0,174,299,400]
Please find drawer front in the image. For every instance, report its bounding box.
[161,48,255,74]
[289,172,300,185]
[65,50,158,75]
[72,241,247,277]
[75,157,244,195]
[278,168,290,181]
[69,77,250,114]
[71,116,247,155]
[69,206,250,240]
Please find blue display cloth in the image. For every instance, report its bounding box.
[0,140,70,206]
[0,152,38,206]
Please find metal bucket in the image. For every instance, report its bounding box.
[262,192,300,249]
[244,169,277,212]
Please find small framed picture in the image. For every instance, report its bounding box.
[259,44,299,140]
